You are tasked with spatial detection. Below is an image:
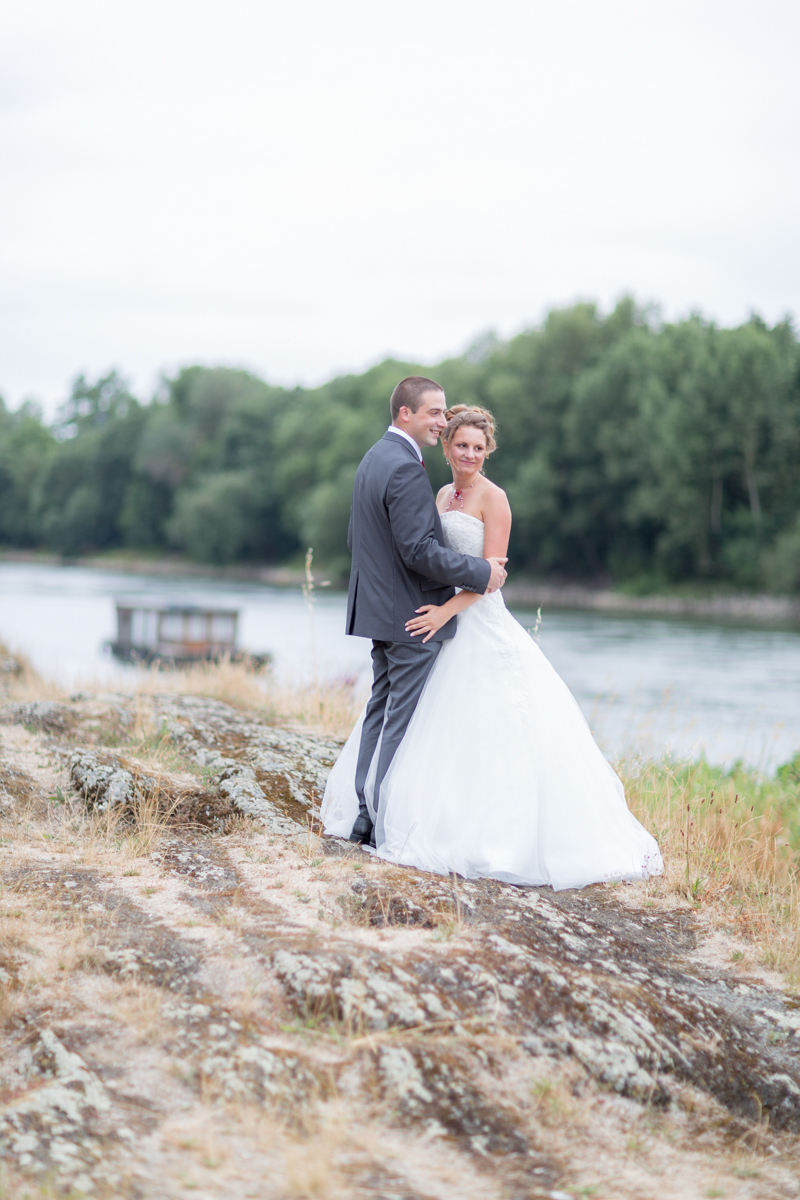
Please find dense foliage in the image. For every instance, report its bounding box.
[2,300,799,591]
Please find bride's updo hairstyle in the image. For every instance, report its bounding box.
[442,404,497,456]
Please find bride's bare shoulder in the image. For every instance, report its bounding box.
[480,479,511,514]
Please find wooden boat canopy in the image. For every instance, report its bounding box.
[111,601,239,663]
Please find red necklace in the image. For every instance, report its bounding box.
[447,480,476,512]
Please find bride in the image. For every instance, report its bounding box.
[322,405,663,891]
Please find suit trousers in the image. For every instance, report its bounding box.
[354,639,443,823]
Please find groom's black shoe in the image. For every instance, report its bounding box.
[349,814,374,845]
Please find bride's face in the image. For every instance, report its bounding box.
[446,425,487,474]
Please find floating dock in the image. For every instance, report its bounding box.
[109,602,267,666]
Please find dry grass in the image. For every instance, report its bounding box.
[122,698,196,774]
[262,673,364,736]
[128,654,269,710]
[624,755,800,981]
[77,656,363,736]
[87,775,197,857]
[1,632,361,736]
[156,1103,361,1200]
[0,644,65,703]
[135,657,361,735]
[283,1128,339,1198]
[109,979,168,1044]
[0,867,104,1020]
[530,1070,586,1131]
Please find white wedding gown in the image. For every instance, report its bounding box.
[322,511,663,891]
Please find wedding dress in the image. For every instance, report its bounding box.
[322,511,663,891]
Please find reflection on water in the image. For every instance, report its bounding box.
[1,562,798,772]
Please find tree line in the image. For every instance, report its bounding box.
[1,299,799,592]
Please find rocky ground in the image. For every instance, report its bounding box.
[2,685,800,1199]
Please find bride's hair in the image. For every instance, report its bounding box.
[442,404,497,455]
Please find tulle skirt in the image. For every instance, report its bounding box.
[321,593,663,891]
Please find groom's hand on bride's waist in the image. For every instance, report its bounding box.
[486,558,508,593]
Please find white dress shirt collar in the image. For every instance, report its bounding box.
[386,425,423,462]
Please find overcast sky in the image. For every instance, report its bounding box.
[1,0,798,412]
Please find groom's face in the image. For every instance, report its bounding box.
[401,391,448,448]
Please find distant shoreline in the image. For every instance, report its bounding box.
[3,549,800,626]
[502,581,800,626]
[0,549,309,587]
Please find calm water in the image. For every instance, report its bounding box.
[1,562,798,773]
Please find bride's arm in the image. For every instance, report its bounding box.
[481,485,512,560]
[405,487,512,643]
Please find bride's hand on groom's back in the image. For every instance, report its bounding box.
[486,557,508,593]
[405,605,447,643]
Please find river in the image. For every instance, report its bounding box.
[1,562,798,773]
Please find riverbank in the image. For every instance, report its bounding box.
[4,548,800,626]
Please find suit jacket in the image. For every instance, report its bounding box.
[345,432,492,642]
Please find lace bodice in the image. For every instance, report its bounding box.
[440,510,484,555]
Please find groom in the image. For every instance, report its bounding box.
[345,376,507,845]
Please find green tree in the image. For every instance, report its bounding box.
[272,359,417,566]
[31,399,147,555]
[0,399,55,546]
[2,305,798,587]
[166,470,262,563]
[483,298,647,574]
[156,366,295,562]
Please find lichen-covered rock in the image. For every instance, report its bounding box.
[377,1043,531,1156]
[0,699,75,733]
[163,1000,320,1107]
[66,746,236,830]
[272,948,457,1031]
[268,876,800,1133]
[351,877,435,926]
[69,748,141,811]
[0,1029,131,1192]
[8,685,800,1196]
[154,694,341,832]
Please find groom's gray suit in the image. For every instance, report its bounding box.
[346,431,491,832]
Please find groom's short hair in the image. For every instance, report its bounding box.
[390,376,444,421]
